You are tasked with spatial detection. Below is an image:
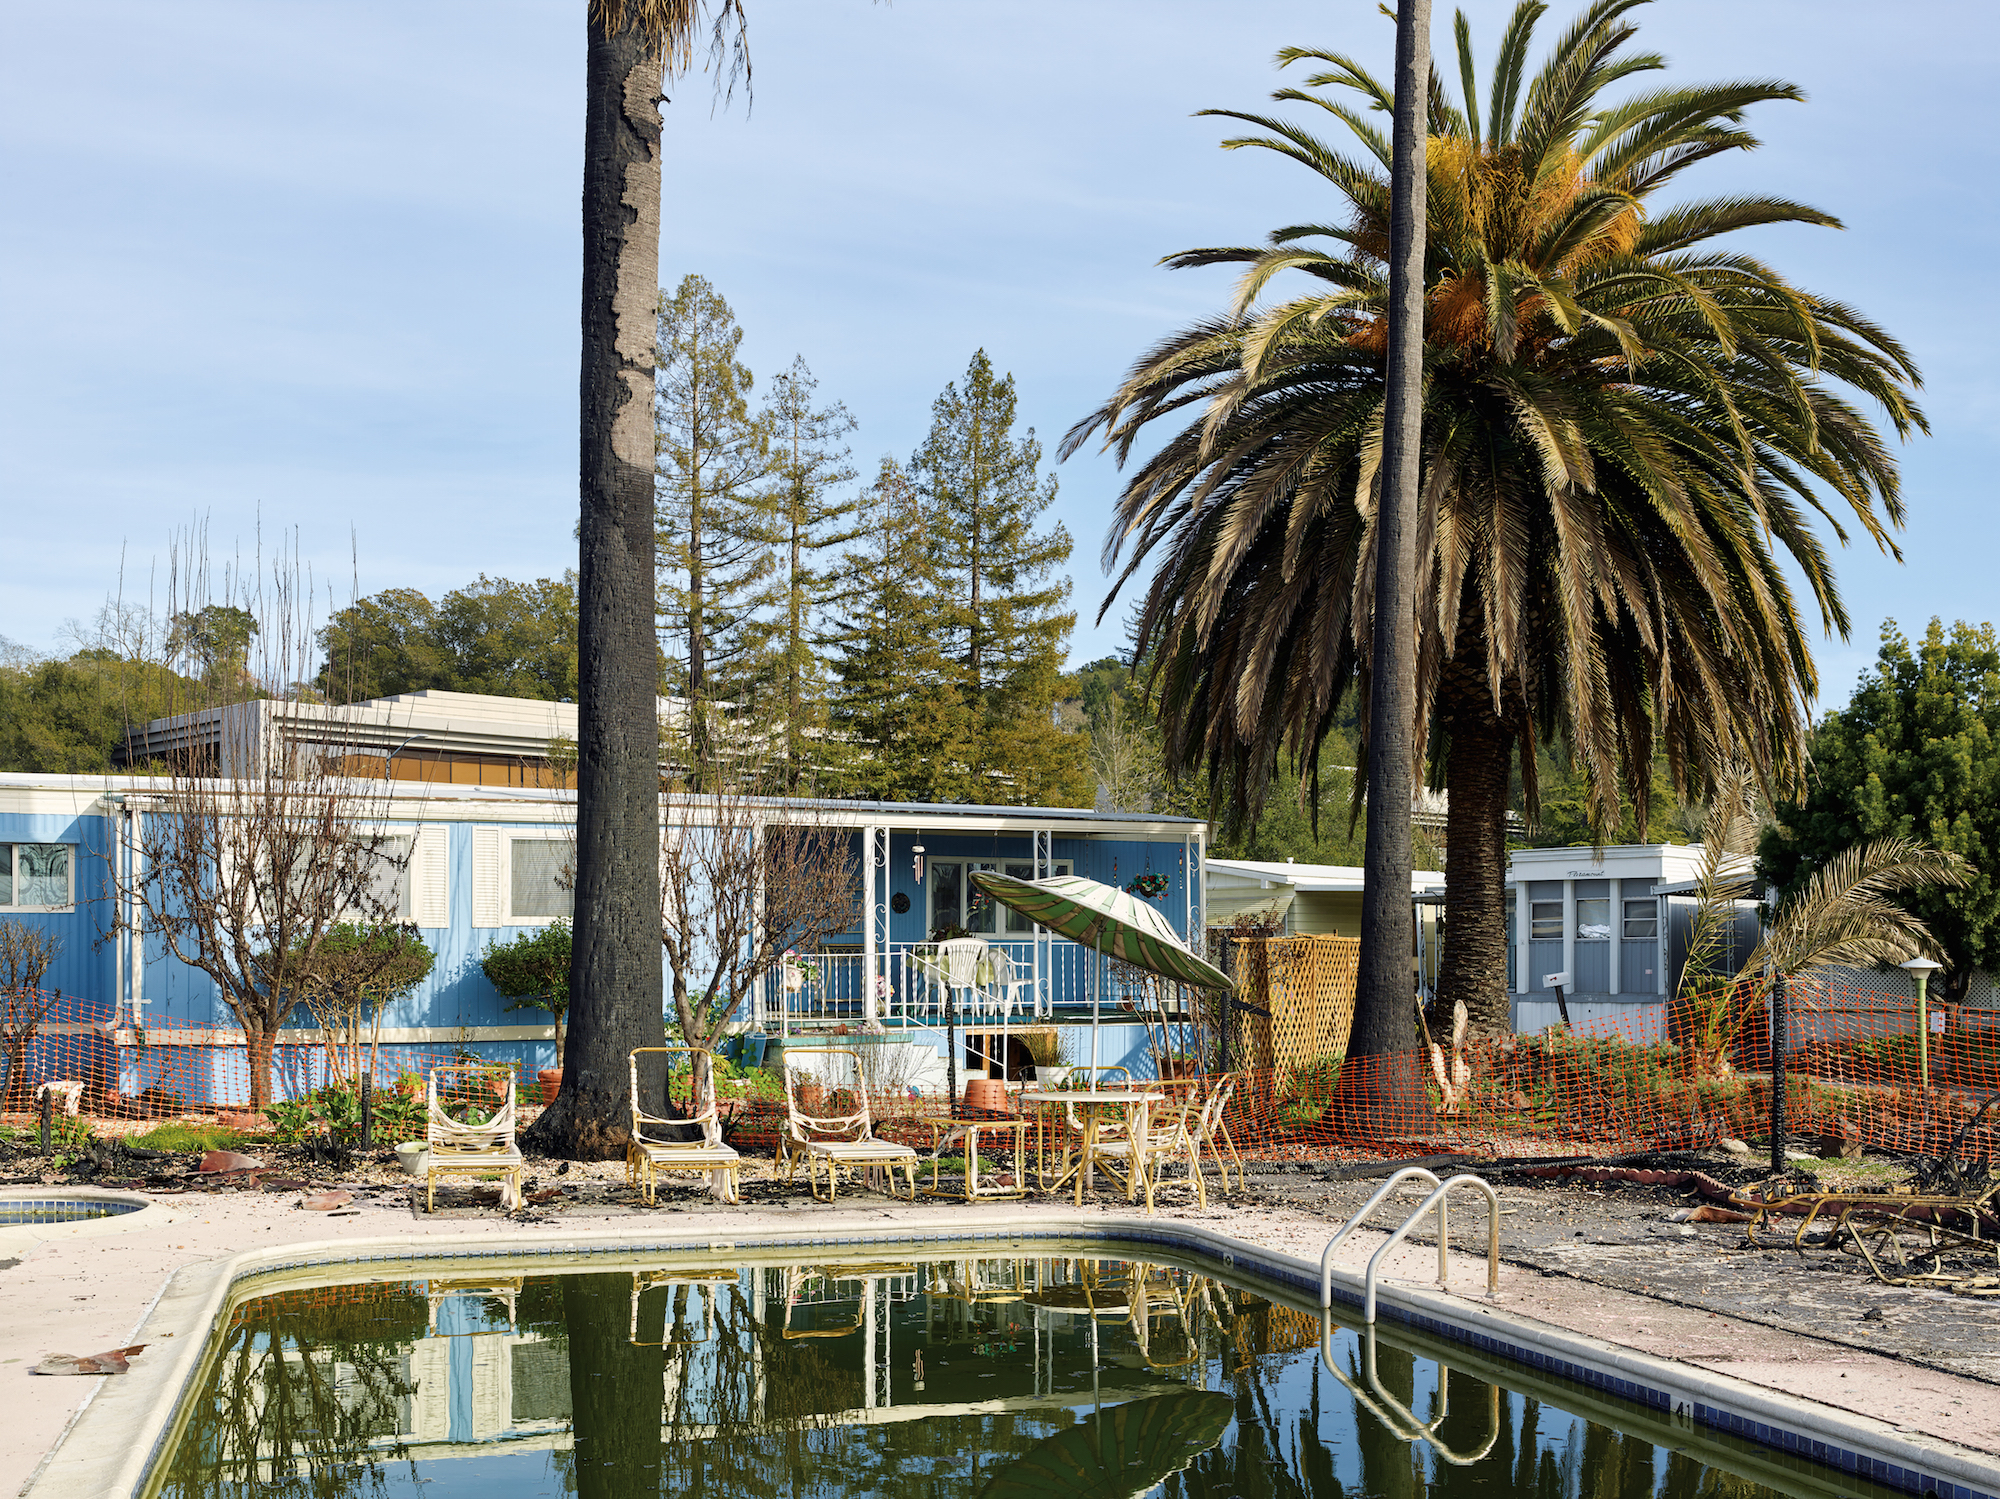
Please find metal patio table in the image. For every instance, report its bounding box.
[1021,1086,1162,1208]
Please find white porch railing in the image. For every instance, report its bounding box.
[755,940,1179,1035]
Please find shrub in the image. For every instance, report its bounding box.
[1286,1053,1344,1102]
[131,1122,249,1153]
[264,1082,426,1146]
[481,923,572,1064]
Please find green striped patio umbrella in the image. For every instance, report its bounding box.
[969,872,1231,991]
[969,871,1230,1076]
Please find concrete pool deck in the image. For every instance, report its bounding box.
[6,1182,1998,1496]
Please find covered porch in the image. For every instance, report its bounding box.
[756,803,1208,1057]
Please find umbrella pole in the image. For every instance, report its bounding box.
[946,984,958,1117]
[1091,940,1101,1077]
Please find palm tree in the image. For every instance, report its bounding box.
[534,0,749,1158]
[1066,0,1924,1041]
[1671,766,1970,1078]
[1354,0,1432,1112]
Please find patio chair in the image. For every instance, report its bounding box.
[425,1065,525,1213]
[626,1047,743,1205]
[983,946,1036,1020]
[1195,1071,1246,1194]
[1092,1086,1207,1212]
[781,1048,919,1203]
[629,1269,737,1346]
[935,936,988,1012]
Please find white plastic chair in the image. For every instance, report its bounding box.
[936,936,988,1011]
[983,947,1035,1020]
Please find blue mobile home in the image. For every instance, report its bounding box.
[0,773,1207,1105]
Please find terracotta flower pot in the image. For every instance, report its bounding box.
[963,1078,1012,1116]
[537,1068,562,1105]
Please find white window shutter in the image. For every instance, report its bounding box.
[471,827,503,928]
[410,825,450,928]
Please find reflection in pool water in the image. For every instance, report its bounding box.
[154,1255,1808,1498]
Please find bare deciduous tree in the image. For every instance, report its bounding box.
[660,774,853,1114]
[0,920,62,1111]
[116,548,414,1107]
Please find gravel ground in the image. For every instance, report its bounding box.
[1229,1147,2000,1385]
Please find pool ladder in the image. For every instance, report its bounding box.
[1317,1168,1500,1324]
[1317,1168,1504,1464]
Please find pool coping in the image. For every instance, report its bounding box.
[0,1189,177,1259]
[25,1212,2000,1499]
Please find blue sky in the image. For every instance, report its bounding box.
[3,1,1995,713]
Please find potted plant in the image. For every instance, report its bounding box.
[1155,1047,1204,1080]
[1021,1027,1072,1088]
[781,949,821,993]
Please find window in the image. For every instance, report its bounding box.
[1575,897,1610,940]
[258,836,411,923]
[1623,898,1657,939]
[509,838,573,922]
[929,859,1070,935]
[0,844,73,910]
[365,836,412,921]
[1529,901,1563,941]
[929,861,963,935]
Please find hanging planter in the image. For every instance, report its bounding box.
[1126,873,1170,898]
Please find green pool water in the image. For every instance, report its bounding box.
[149,1252,1863,1498]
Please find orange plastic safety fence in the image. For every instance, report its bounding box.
[7,970,1997,1165]
[0,991,544,1126]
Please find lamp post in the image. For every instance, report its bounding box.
[385,732,428,783]
[1898,957,1943,1093]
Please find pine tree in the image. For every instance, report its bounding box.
[654,274,775,749]
[762,356,861,787]
[830,458,974,802]
[909,350,1086,805]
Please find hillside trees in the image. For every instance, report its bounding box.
[314,574,579,703]
[1760,619,2000,1002]
[0,651,198,773]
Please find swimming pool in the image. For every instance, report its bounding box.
[0,1196,141,1226]
[132,1246,1948,1499]
[32,1219,1994,1499]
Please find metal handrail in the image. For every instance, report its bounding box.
[1363,1173,1499,1325]
[1317,1320,1502,1464]
[1319,1168,1444,1307]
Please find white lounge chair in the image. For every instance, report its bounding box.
[626,1046,743,1205]
[781,1048,918,1203]
[425,1065,525,1212]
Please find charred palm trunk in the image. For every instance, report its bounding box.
[564,1272,666,1498]
[1342,0,1431,1134]
[1435,685,1515,1039]
[528,14,665,1158]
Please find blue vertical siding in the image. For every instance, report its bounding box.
[0,809,118,1013]
[2,793,1208,1098]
